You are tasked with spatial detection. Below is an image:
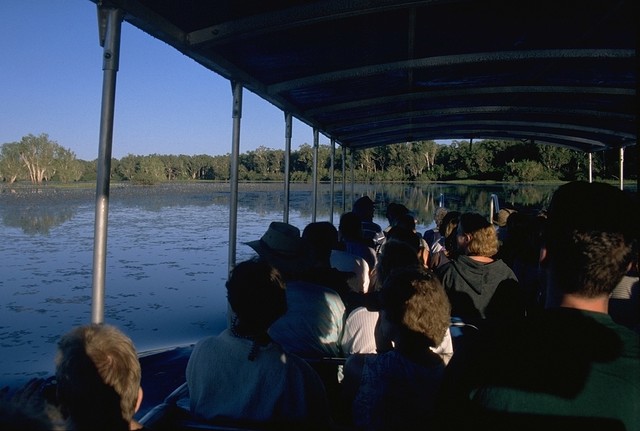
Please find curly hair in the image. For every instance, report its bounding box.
[381,266,451,347]
[458,212,499,257]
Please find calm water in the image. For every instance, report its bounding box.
[2,181,624,390]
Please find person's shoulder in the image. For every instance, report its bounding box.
[193,334,222,349]
[435,260,454,275]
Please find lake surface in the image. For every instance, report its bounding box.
[1,181,630,390]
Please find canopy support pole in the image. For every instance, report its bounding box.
[350,149,355,208]
[588,152,593,183]
[329,138,336,224]
[283,113,292,223]
[91,7,123,325]
[312,128,319,222]
[228,82,243,274]
[619,147,625,190]
[342,145,346,213]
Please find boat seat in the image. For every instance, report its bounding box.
[139,370,342,431]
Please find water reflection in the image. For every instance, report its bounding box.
[2,205,77,235]
[0,182,560,235]
[1,182,633,390]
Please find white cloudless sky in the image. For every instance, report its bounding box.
[1,0,452,161]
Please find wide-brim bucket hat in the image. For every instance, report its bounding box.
[245,222,310,276]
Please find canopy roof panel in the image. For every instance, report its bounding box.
[92,0,636,152]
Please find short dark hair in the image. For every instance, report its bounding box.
[303,221,338,261]
[545,181,637,297]
[339,211,364,240]
[226,258,287,331]
[377,239,421,286]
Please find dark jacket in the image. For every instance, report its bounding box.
[436,255,521,325]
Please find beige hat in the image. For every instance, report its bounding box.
[245,222,309,275]
[494,208,516,227]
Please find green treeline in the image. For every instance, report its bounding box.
[1,133,636,185]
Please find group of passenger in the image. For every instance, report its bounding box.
[4,181,637,431]
[189,182,638,430]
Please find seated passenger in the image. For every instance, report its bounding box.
[186,258,330,426]
[353,196,385,252]
[338,211,377,271]
[341,266,452,430]
[383,202,409,238]
[0,378,63,431]
[423,206,448,251]
[436,212,522,328]
[300,221,365,314]
[428,210,460,269]
[246,222,345,358]
[437,181,639,430]
[55,324,145,431]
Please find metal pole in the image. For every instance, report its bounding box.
[619,147,624,190]
[342,145,346,213]
[489,196,495,225]
[350,149,355,208]
[330,138,336,224]
[229,82,242,274]
[284,113,292,223]
[91,7,123,325]
[312,128,319,222]
[588,152,593,183]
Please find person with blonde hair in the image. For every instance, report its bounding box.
[436,212,522,327]
[55,324,145,431]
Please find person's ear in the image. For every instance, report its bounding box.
[135,387,143,413]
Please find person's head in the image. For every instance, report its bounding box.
[440,211,461,238]
[543,181,637,299]
[245,221,308,279]
[353,196,375,221]
[434,207,449,230]
[395,213,417,232]
[302,221,339,263]
[377,239,421,286]
[226,258,287,333]
[339,211,364,241]
[456,212,499,257]
[380,266,451,347]
[385,203,409,226]
[55,324,142,430]
[386,225,420,250]
[493,207,516,228]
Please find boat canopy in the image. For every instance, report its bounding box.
[86,0,636,324]
[89,0,636,153]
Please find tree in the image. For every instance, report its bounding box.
[135,155,166,184]
[116,154,139,180]
[537,144,573,174]
[0,142,24,184]
[54,146,84,182]
[17,134,59,184]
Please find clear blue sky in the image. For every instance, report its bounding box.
[0,0,325,161]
